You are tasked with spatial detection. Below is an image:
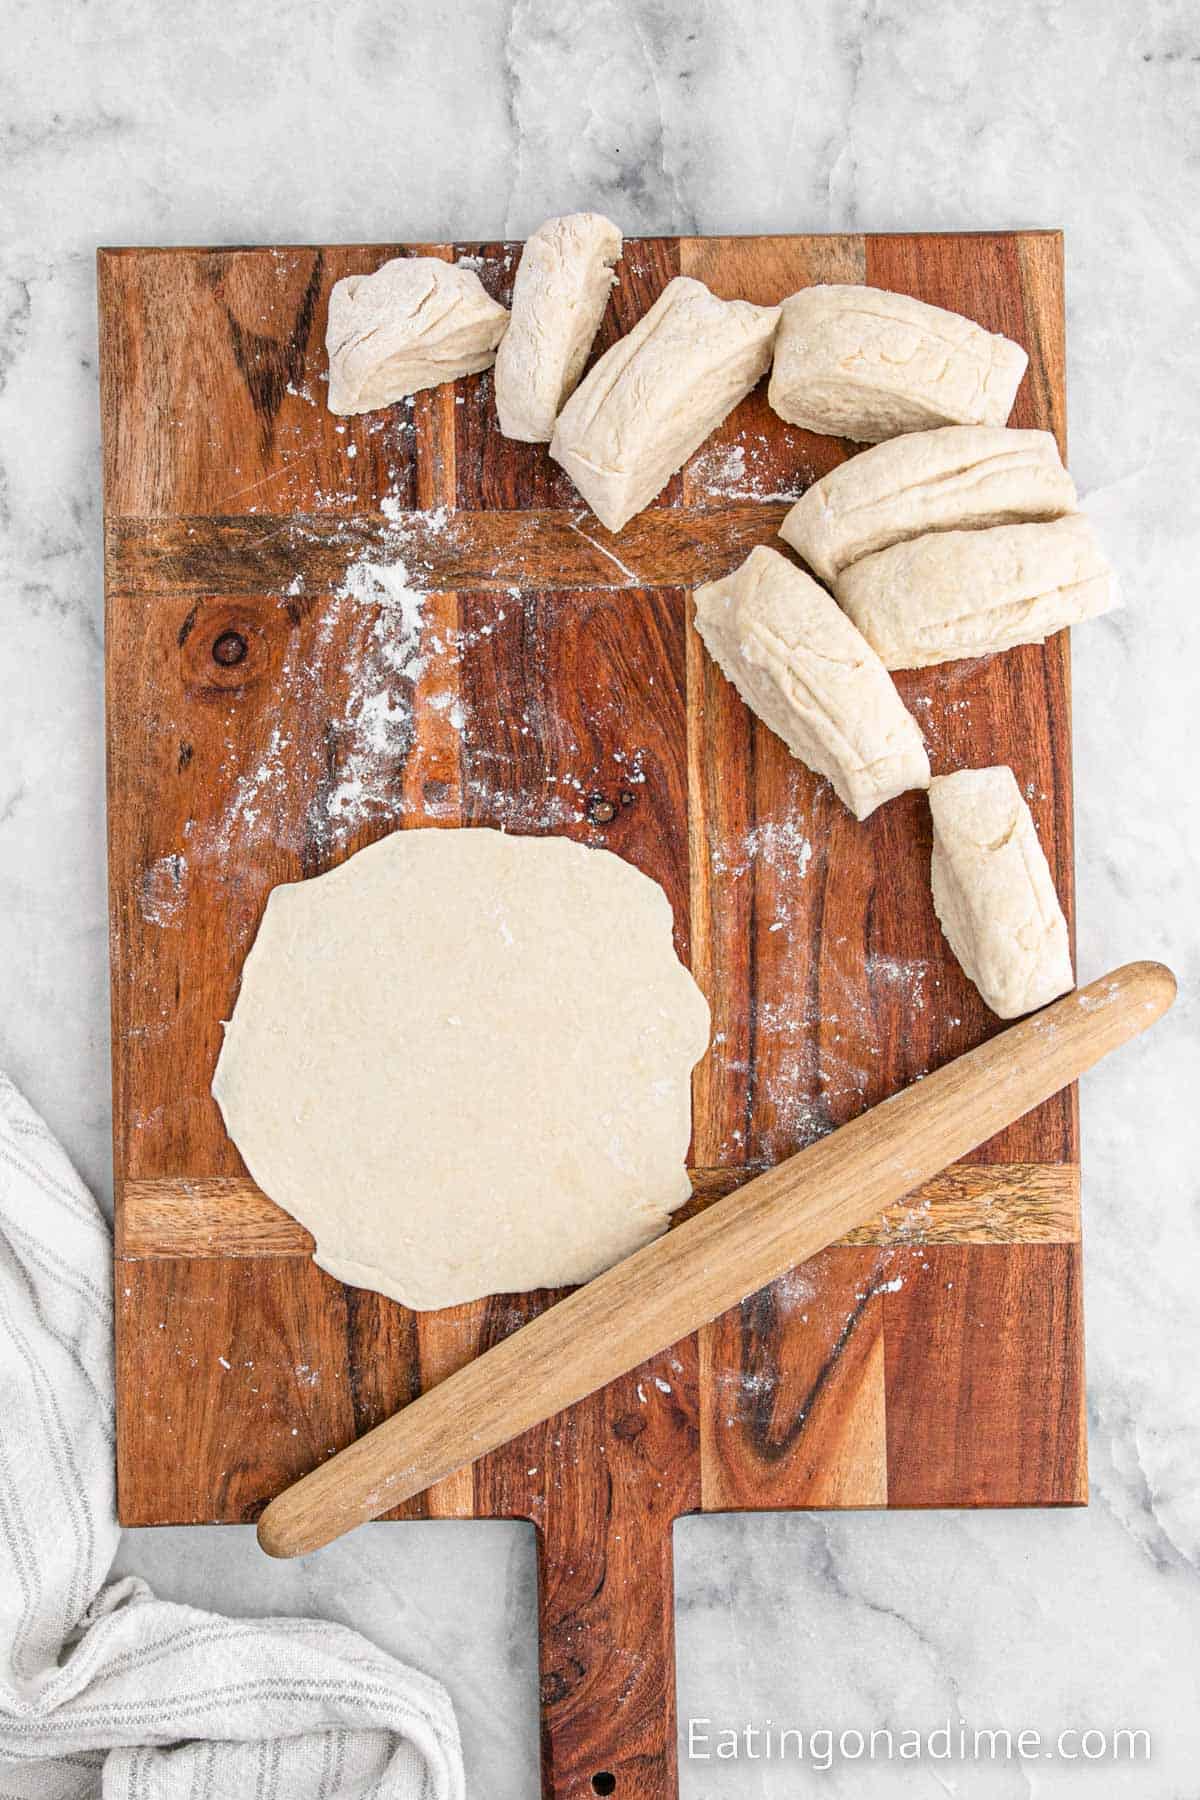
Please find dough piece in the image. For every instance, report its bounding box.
[835,514,1117,670]
[326,256,509,414]
[550,276,780,532]
[929,766,1073,1018]
[693,545,930,820]
[780,426,1077,585]
[767,285,1028,443]
[494,213,623,442]
[212,829,710,1311]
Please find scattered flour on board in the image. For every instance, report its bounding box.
[686,434,811,504]
[864,955,932,1013]
[325,546,430,821]
[138,853,189,928]
[266,493,646,839]
[711,816,813,881]
[183,720,296,871]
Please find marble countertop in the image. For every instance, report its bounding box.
[3,0,1197,1792]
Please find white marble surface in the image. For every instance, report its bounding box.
[3,0,1198,1793]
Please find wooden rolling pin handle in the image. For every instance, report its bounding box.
[258,961,1175,1560]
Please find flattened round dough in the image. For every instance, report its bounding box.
[212,829,710,1310]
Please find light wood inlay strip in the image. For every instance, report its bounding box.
[837,1160,1079,1244]
[685,1161,1080,1242]
[105,504,788,599]
[117,1161,1080,1262]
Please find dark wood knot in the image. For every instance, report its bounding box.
[586,794,618,825]
[539,1668,572,1706]
[212,629,249,667]
[179,602,274,698]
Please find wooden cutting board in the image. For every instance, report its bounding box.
[100,231,1083,1800]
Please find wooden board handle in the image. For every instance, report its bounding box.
[258,962,1175,1559]
[536,1469,683,1798]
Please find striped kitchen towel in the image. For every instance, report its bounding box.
[0,1070,465,1799]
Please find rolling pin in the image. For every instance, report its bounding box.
[258,960,1175,1558]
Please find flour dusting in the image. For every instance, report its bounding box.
[315,506,457,828]
[711,816,813,881]
[139,853,189,928]
[688,432,811,503]
[865,954,932,1012]
[324,554,430,820]
[222,725,292,849]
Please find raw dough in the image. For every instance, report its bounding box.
[780,426,1077,585]
[326,256,509,415]
[494,212,622,442]
[694,545,930,820]
[550,276,779,532]
[212,829,710,1311]
[835,514,1117,670]
[928,766,1073,1018]
[767,285,1028,443]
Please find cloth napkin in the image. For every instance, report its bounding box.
[0,1070,465,1799]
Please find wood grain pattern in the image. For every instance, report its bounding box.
[476,1344,699,1800]
[118,1162,1080,1259]
[102,231,1085,1800]
[115,1254,357,1525]
[700,1247,889,1510]
[105,504,792,597]
[883,1244,1088,1506]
